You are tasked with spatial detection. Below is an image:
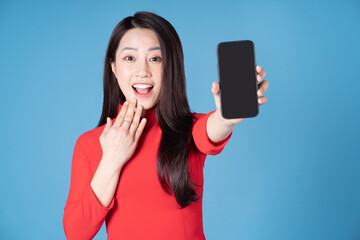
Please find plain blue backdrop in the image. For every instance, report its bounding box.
[1,0,359,239]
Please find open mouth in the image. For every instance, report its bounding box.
[132,83,154,96]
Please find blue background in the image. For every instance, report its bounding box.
[1,0,359,239]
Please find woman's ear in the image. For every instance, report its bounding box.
[110,59,117,78]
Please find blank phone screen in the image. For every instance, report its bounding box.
[217,40,258,119]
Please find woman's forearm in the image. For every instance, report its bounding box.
[206,111,243,143]
[90,157,122,208]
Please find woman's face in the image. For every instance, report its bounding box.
[111,28,163,110]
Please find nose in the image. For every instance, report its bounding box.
[136,59,151,78]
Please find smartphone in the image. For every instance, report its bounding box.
[217,40,258,119]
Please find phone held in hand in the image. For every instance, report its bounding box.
[217,40,259,119]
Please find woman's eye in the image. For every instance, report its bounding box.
[150,57,162,62]
[124,56,135,61]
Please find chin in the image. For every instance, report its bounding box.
[140,102,157,110]
[133,98,155,110]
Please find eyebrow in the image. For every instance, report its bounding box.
[121,46,161,52]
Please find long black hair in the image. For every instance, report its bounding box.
[97,11,199,208]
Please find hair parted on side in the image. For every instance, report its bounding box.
[97,11,200,208]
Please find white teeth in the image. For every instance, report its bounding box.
[132,84,153,89]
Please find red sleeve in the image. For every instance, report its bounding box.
[63,133,115,240]
[192,110,232,155]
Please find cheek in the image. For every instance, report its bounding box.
[115,61,134,75]
[154,67,163,87]
[116,76,130,94]
[117,67,131,78]
[115,66,132,85]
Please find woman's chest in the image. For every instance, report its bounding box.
[114,126,163,199]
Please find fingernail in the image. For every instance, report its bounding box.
[257,90,261,96]
[137,105,142,110]
[131,98,136,103]
[124,101,128,105]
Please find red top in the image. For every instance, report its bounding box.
[63,105,231,240]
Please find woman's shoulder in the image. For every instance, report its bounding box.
[75,122,107,147]
[191,111,207,119]
[191,111,215,122]
[71,123,108,167]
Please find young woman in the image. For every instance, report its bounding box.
[63,11,268,240]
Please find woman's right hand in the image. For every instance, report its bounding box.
[99,98,147,169]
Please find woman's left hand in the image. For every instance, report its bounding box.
[211,65,269,126]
